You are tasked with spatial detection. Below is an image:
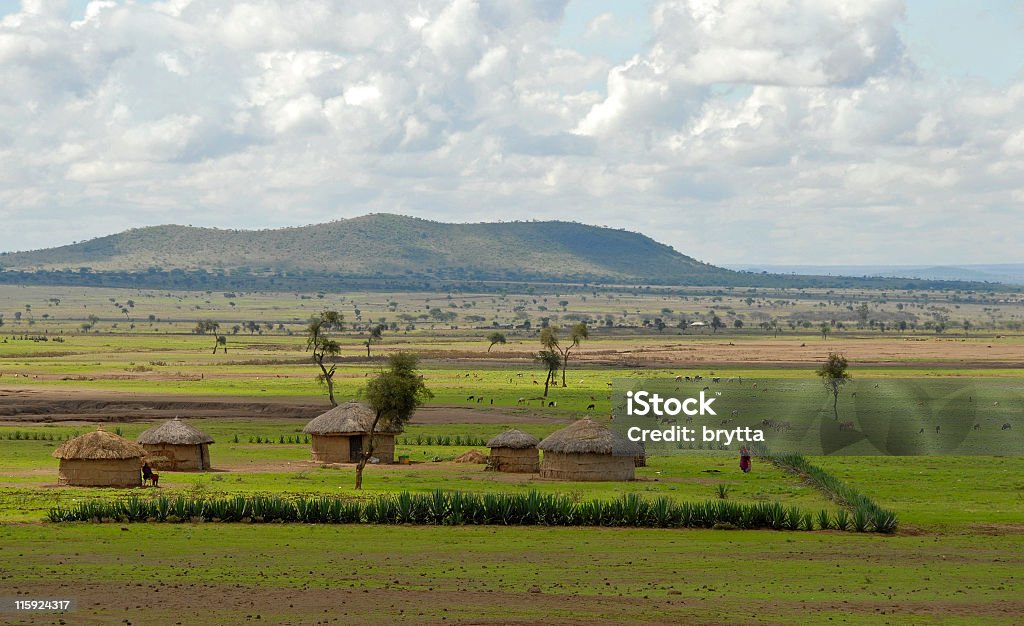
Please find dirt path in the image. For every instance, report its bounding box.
[0,387,559,424]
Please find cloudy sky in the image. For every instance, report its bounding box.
[1,0,1022,265]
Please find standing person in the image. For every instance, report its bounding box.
[739,446,752,473]
[142,461,154,486]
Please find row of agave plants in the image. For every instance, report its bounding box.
[770,453,898,533]
[49,490,886,531]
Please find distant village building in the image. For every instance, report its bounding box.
[538,418,642,481]
[53,429,146,487]
[486,428,540,473]
[302,401,402,463]
[137,417,214,471]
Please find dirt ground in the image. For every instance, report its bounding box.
[9,576,1024,625]
[571,336,1024,368]
[0,386,558,425]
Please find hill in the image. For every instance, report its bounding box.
[0,214,728,284]
[0,214,1006,292]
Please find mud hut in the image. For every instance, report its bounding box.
[302,401,402,463]
[486,428,540,473]
[538,418,642,481]
[52,429,146,487]
[137,417,214,471]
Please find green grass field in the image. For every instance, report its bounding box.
[2,285,1023,624]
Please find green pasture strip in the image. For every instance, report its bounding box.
[808,456,1024,529]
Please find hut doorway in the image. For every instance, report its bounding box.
[349,436,362,462]
[198,444,208,470]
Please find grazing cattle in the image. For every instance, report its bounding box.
[973,423,981,431]
[517,397,526,405]
[839,421,855,431]
[467,395,475,401]
[674,375,682,381]
[919,428,924,434]
[477,397,483,403]
[685,376,692,382]
[693,376,703,382]
[712,377,721,383]
[935,425,941,433]
[547,401,557,408]
[533,380,539,385]
[1002,423,1012,430]
[586,404,595,410]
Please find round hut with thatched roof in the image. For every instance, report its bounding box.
[538,418,642,481]
[137,417,214,471]
[486,428,540,473]
[302,401,402,464]
[53,429,146,487]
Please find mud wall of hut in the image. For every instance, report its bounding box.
[142,443,210,471]
[539,452,635,481]
[58,458,142,487]
[489,447,539,473]
[310,435,351,463]
[369,435,396,463]
[310,434,396,463]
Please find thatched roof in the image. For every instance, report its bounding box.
[53,429,146,460]
[302,401,403,435]
[137,417,214,445]
[538,418,644,456]
[486,428,539,449]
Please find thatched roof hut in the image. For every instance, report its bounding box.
[302,401,402,463]
[486,428,540,473]
[137,417,214,471]
[53,429,146,487]
[538,418,641,481]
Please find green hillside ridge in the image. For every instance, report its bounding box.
[0,214,727,283]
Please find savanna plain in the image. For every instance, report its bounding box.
[1,283,1022,624]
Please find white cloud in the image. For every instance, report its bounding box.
[0,0,1021,264]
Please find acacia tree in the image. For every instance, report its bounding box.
[816,352,851,420]
[540,322,588,387]
[306,311,344,406]
[363,324,384,357]
[536,349,561,397]
[213,335,227,354]
[357,352,431,489]
[710,315,725,333]
[486,331,507,352]
[194,320,221,353]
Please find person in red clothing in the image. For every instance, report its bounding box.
[142,462,160,487]
[739,446,752,473]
